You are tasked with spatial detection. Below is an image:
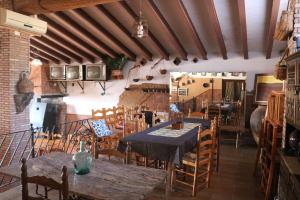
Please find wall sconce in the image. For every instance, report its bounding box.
[173,57,181,65]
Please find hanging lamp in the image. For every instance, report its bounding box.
[132,0,148,38]
[31,49,42,67]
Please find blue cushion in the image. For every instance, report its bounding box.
[170,104,180,113]
[91,119,112,137]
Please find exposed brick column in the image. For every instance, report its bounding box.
[0,28,31,133]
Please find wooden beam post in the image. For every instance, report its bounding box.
[205,0,228,59]
[146,0,188,60]
[43,30,95,63]
[14,0,122,14]
[39,15,103,60]
[176,0,207,60]
[70,9,137,61]
[32,37,83,63]
[31,39,71,64]
[237,0,248,59]
[47,12,118,58]
[30,47,60,64]
[265,0,281,59]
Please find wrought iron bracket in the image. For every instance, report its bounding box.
[59,81,67,93]
[97,81,106,96]
[76,81,84,92]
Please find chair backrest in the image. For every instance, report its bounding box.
[195,118,217,166]
[188,108,205,119]
[206,104,221,120]
[21,158,68,200]
[92,106,125,130]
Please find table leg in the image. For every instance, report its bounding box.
[125,142,131,164]
[165,161,173,199]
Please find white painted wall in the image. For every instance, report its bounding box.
[63,52,280,115]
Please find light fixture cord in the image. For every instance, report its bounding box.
[139,0,142,18]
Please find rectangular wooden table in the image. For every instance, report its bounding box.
[0,152,166,200]
[118,118,211,197]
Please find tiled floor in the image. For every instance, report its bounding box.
[147,144,264,200]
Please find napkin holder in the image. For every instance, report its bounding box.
[170,112,184,130]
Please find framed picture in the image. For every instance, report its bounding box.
[254,74,284,105]
[178,88,188,96]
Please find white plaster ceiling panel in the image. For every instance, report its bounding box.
[182,0,220,55]
[151,0,200,55]
[213,0,241,54]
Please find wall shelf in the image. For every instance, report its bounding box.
[49,80,106,95]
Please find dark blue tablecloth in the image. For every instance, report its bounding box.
[118,118,211,164]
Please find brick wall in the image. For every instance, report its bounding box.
[0,28,30,134]
[29,64,62,95]
[118,83,169,112]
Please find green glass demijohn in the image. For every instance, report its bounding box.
[72,141,92,175]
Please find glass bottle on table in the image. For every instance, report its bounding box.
[72,140,92,175]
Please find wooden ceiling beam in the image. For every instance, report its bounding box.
[43,31,95,63]
[266,0,281,59]
[111,2,168,60]
[30,54,49,64]
[14,0,121,14]
[205,0,227,59]
[96,5,154,60]
[30,47,60,64]
[39,15,101,60]
[48,12,117,58]
[70,9,137,60]
[30,40,71,64]
[176,0,207,60]
[31,36,83,63]
[237,0,248,59]
[145,0,187,60]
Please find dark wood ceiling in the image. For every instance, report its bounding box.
[29,0,287,65]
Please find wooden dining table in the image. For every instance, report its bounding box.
[118,118,211,198]
[0,152,166,200]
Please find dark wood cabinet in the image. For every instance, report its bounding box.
[278,154,300,200]
[286,52,300,129]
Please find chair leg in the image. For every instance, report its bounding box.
[216,136,220,172]
[192,167,198,197]
[235,132,239,149]
[170,169,175,192]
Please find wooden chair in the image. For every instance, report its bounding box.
[219,101,246,149]
[206,104,221,120]
[188,108,206,119]
[21,158,68,200]
[91,107,125,160]
[171,120,216,197]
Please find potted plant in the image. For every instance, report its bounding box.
[103,54,128,80]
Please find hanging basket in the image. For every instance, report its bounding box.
[160,69,167,75]
[146,75,154,81]
[274,64,287,80]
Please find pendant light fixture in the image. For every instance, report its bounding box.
[132,0,148,38]
[30,48,42,67]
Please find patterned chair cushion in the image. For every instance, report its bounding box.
[91,119,113,137]
[170,103,180,113]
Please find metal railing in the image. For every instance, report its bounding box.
[0,118,93,192]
